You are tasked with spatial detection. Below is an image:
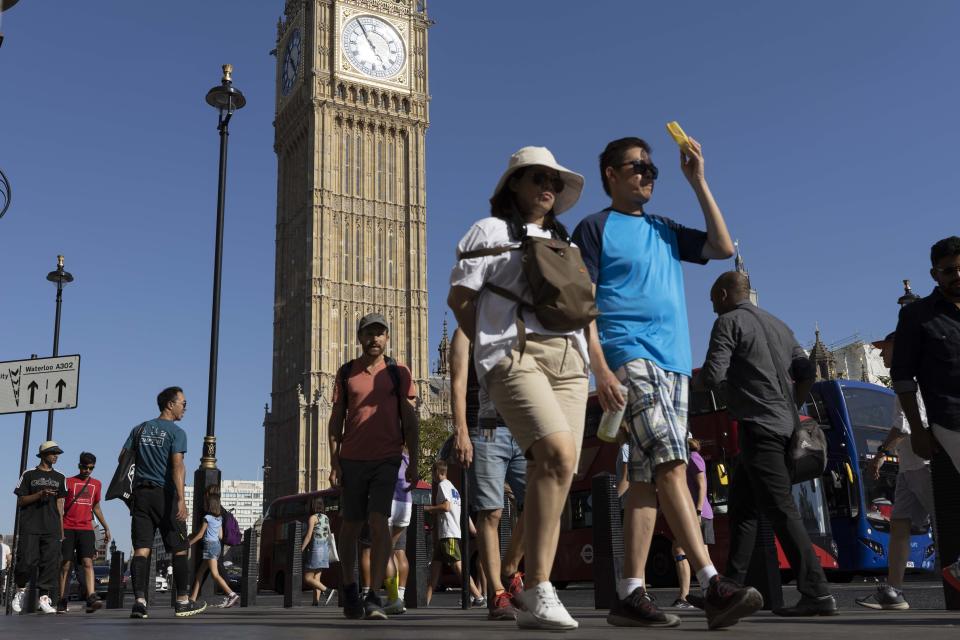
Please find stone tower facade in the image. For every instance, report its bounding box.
[263,0,431,508]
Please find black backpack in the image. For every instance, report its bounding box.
[337,356,405,441]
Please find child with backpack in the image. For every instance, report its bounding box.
[188,495,239,608]
[447,146,593,630]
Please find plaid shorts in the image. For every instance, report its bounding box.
[617,358,689,483]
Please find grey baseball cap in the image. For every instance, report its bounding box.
[357,312,389,333]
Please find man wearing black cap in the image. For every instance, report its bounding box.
[11,441,68,614]
[329,312,419,620]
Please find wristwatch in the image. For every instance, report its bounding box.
[877,447,891,457]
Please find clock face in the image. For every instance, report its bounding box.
[281,28,301,96]
[341,15,406,79]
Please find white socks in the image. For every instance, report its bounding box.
[617,577,644,599]
[697,565,719,593]
[398,587,406,599]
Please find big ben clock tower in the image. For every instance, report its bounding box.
[263,0,431,507]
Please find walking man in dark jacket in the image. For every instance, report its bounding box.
[698,271,836,616]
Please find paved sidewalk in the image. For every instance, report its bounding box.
[2,602,958,640]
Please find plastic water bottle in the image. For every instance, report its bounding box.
[597,385,629,443]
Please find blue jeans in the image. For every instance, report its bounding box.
[468,426,527,512]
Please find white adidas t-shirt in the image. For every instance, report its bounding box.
[449,216,590,387]
[436,478,462,540]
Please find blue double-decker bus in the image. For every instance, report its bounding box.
[805,380,936,580]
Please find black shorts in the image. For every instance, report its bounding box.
[340,457,402,523]
[62,529,96,561]
[131,486,188,553]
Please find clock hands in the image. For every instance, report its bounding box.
[356,20,385,68]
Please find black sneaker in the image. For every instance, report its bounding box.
[686,592,705,609]
[607,587,681,627]
[704,574,764,629]
[130,601,149,619]
[56,598,68,614]
[85,594,103,614]
[363,591,387,620]
[773,594,839,617]
[856,584,908,610]
[342,583,364,620]
[174,599,208,617]
[672,597,696,609]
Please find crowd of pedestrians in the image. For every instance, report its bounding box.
[7,130,960,633]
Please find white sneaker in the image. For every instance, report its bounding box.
[38,595,57,614]
[515,582,579,630]
[11,589,25,613]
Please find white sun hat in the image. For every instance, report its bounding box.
[490,146,585,215]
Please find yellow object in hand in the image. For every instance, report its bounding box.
[666,121,690,150]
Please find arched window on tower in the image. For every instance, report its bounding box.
[343,222,352,282]
[387,228,395,287]
[355,130,363,197]
[376,139,385,200]
[343,129,352,195]
[342,309,350,365]
[355,223,363,283]
[376,227,384,286]
[387,137,396,203]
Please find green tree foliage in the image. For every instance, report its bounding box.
[417,414,451,481]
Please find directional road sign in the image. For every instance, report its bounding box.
[0,354,80,415]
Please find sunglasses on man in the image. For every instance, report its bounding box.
[529,171,565,194]
[619,159,659,180]
[79,465,95,471]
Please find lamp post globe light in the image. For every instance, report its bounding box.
[192,66,245,594]
[45,255,74,440]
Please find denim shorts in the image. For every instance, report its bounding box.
[304,541,330,570]
[202,540,221,560]
[468,425,527,511]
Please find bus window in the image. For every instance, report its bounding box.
[804,388,830,427]
[792,478,830,537]
[706,461,730,514]
[565,490,592,531]
[689,389,717,416]
[825,464,860,519]
[584,402,602,439]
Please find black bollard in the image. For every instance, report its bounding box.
[240,527,258,607]
[497,491,514,559]
[591,473,624,610]
[105,551,125,609]
[146,536,159,606]
[405,487,431,609]
[743,514,783,610]
[283,521,303,608]
[931,448,960,610]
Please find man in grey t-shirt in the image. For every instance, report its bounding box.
[698,272,835,616]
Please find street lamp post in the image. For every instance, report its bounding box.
[191,65,245,595]
[45,255,74,440]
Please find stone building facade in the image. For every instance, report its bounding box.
[263,0,432,508]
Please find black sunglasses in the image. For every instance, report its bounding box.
[529,171,565,194]
[79,465,95,471]
[619,160,659,180]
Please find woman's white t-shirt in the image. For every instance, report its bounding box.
[449,217,590,386]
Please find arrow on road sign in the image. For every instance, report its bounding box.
[28,381,38,404]
[56,379,66,402]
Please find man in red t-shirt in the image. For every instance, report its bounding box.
[329,312,419,620]
[57,451,111,614]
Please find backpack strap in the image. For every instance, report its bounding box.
[337,360,355,408]
[384,356,406,443]
[64,476,92,514]
[458,243,533,358]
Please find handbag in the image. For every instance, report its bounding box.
[742,306,827,484]
[105,423,146,511]
[327,530,340,563]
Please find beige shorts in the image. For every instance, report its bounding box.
[485,335,589,464]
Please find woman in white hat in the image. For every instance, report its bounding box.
[448,146,590,630]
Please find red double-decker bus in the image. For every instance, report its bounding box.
[550,385,838,588]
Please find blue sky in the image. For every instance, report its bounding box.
[0,1,955,551]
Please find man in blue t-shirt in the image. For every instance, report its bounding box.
[573,136,759,630]
[119,386,205,619]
